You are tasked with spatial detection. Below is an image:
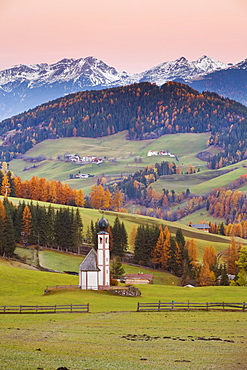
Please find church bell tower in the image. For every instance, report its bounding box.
[97,215,110,290]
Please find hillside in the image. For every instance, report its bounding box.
[188,67,247,107]
[2,196,245,258]
[1,82,247,169]
[0,55,246,122]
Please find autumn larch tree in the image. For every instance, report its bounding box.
[199,262,216,286]
[224,237,239,275]
[152,228,165,268]
[21,205,33,244]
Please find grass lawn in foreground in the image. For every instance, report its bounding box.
[0,261,247,369]
[0,310,246,370]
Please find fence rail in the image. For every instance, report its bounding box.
[137,301,246,312]
[0,304,89,314]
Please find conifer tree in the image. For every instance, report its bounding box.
[3,199,16,256]
[111,216,127,257]
[110,256,125,279]
[0,202,6,256]
[220,264,229,286]
[175,228,186,258]
[134,224,159,266]
[13,201,26,243]
[72,208,83,253]
[168,237,183,276]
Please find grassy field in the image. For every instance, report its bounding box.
[9,132,212,191]
[0,310,246,370]
[0,259,247,369]
[178,208,225,226]
[2,256,247,309]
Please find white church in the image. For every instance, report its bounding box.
[79,215,110,290]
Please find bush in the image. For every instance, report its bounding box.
[110,279,119,286]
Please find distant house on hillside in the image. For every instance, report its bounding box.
[147,150,159,156]
[189,223,210,232]
[81,155,103,164]
[65,154,80,162]
[75,173,90,179]
[124,273,154,284]
[147,150,176,158]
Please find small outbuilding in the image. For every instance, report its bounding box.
[124,273,154,284]
[189,223,210,232]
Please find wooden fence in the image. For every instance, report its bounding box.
[0,304,89,314]
[137,301,246,312]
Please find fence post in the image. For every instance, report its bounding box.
[187,300,190,311]
[243,302,245,312]
[20,305,22,314]
[36,305,38,313]
[158,300,161,311]
[87,303,89,313]
[54,305,56,313]
[206,302,208,311]
[4,306,6,313]
[223,302,225,310]
[70,304,73,313]
[137,302,140,312]
[172,301,174,310]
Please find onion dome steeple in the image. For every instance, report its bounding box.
[98,213,109,231]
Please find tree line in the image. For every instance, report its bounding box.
[132,223,247,286]
[0,199,83,257]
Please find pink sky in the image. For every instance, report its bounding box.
[0,0,246,73]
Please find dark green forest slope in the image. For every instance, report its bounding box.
[0,82,247,168]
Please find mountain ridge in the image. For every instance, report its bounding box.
[0,55,246,121]
[1,81,247,170]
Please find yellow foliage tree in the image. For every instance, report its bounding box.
[21,205,33,244]
[1,175,11,196]
[74,189,85,207]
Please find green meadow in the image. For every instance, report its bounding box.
[0,258,247,370]
[7,132,217,194]
[8,131,247,206]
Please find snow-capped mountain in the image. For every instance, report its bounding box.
[0,55,246,121]
[234,58,247,70]
[0,56,130,91]
[138,55,232,85]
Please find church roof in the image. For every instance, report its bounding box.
[189,223,210,229]
[79,249,100,271]
[98,215,109,230]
